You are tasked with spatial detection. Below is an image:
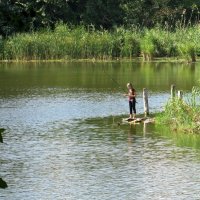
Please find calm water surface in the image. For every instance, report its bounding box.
[0,62,200,199]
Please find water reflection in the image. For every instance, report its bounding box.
[155,125,200,149]
[1,62,200,199]
[0,115,200,199]
[0,62,200,97]
[68,117,200,199]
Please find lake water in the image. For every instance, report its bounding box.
[0,61,200,199]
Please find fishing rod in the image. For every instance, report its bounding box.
[102,69,138,103]
[110,77,127,93]
[103,69,127,93]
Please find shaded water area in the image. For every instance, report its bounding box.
[1,61,200,199]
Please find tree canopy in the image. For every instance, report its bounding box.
[0,0,199,35]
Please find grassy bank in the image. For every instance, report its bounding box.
[1,24,200,61]
[156,86,200,134]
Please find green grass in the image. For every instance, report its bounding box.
[1,23,200,61]
[156,86,200,134]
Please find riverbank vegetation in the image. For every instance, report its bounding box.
[0,1,200,61]
[156,86,200,134]
[1,24,200,62]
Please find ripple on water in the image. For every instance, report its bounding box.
[1,93,200,199]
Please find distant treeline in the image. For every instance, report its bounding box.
[0,24,200,62]
[0,0,200,36]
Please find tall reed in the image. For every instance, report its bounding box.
[140,27,179,60]
[120,28,141,58]
[0,38,4,60]
[175,26,200,62]
[1,23,200,61]
[157,86,200,133]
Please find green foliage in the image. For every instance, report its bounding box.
[3,24,130,60]
[175,27,200,62]
[0,37,4,59]
[1,24,200,61]
[121,0,200,27]
[120,28,141,57]
[157,86,200,133]
[140,25,200,61]
[1,0,200,36]
[140,27,178,60]
[0,0,75,36]
[84,0,123,28]
[1,24,141,60]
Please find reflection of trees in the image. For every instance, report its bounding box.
[156,125,200,149]
[140,62,198,91]
[0,62,199,97]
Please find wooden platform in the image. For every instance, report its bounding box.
[122,117,155,124]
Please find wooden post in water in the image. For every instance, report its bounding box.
[171,84,176,99]
[178,90,183,100]
[143,88,149,117]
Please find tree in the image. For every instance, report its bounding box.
[0,0,75,36]
[121,0,200,28]
[83,0,123,28]
[0,0,200,36]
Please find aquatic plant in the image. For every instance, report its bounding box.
[157,86,200,134]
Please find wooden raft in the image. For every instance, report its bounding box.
[122,117,155,124]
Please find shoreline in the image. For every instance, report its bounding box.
[0,57,199,64]
[1,24,200,64]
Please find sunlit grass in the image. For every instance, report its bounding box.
[1,23,200,61]
[156,86,200,134]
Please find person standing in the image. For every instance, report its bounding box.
[124,83,136,119]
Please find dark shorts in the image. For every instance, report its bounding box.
[129,99,136,114]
